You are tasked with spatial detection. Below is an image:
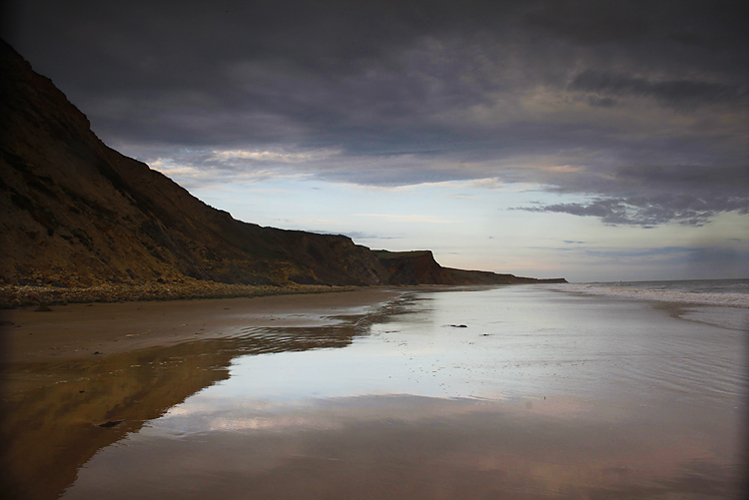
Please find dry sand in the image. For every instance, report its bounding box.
[0,287,404,364]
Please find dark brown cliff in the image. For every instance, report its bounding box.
[373,251,567,286]
[373,250,457,285]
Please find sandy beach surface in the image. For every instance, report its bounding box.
[0,287,407,499]
[1,285,746,500]
[0,287,403,365]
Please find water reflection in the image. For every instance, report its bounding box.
[63,395,743,499]
[0,297,394,500]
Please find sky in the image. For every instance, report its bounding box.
[3,0,748,282]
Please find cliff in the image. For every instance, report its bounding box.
[373,251,455,285]
[373,251,567,286]
[0,40,391,287]
[0,40,565,290]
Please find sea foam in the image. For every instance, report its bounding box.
[546,282,749,308]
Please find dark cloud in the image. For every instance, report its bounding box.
[520,193,747,227]
[615,165,749,192]
[569,70,745,108]
[520,165,749,226]
[524,0,748,50]
[585,96,618,108]
[4,0,748,227]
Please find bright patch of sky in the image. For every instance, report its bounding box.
[156,162,748,283]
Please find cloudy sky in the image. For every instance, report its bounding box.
[4,0,748,281]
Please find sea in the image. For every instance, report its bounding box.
[42,280,749,498]
[549,278,749,331]
[553,278,749,306]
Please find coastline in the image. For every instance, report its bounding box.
[0,286,405,365]
[545,281,749,331]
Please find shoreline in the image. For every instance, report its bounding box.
[0,287,408,365]
[544,282,749,309]
[0,280,517,310]
[0,283,506,366]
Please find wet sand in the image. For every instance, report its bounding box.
[0,287,405,500]
[0,287,403,364]
[2,285,746,499]
[62,395,746,500]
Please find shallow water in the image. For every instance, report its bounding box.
[552,279,749,311]
[4,286,748,499]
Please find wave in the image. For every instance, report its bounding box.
[546,283,749,309]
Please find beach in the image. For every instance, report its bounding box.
[0,287,405,499]
[0,287,403,364]
[1,284,747,499]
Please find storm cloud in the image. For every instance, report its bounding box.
[4,0,748,227]
[569,70,745,109]
[521,192,748,227]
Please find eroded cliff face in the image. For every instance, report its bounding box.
[0,40,564,288]
[371,251,567,285]
[372,251,457,285]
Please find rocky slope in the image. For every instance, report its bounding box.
[0,40,565,290]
